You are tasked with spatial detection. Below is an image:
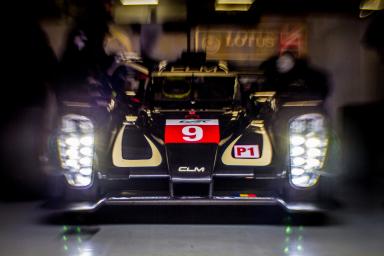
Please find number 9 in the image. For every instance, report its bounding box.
[182,126,203,142]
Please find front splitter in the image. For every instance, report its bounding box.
[64,196,325,213]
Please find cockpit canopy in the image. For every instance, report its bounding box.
[148,65,239,109]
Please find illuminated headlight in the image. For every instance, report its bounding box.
[58,114,95,187]
[289,114,328,188]
[290,146,305,157]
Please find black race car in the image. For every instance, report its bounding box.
[44,55,336,213]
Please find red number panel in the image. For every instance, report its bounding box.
[165,119,220,144]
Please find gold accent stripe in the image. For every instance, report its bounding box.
[152,72,237,77]
[125,115,138,122]
[219,135,233,146]
[112,125,162,167]
[282,101,322,107]
[221,127,272,166]
[252,91,276,97]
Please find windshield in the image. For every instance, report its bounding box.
[149,75,237,109]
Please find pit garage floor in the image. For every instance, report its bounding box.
[0,185,383,256]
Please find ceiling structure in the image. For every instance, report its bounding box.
[32,0,362,22]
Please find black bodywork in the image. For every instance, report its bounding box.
[45,59,335,213]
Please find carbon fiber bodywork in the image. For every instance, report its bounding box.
[45,60,334,213]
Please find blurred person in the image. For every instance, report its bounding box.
[342,3,384,189]
[140,23,163,70]
[361,0,384,61]
[363,11,384,61]
[58,0,113,86]
[58,0,134,91]
[109,57,149,114]
[259,50,339,186]
[361,7,384,99]
[52,0,140,132]
[259,49,330,99]
[1,2,58,198]
[239,77,258,104]
[42,0,137,179]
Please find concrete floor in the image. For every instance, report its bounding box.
[0,186,383,256]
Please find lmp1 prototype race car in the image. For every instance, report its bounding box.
[44,54,336,213]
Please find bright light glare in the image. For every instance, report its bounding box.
[80,136,94,146]
[305,137,321,148]
[215,4,251,11]
[291,175,310,186]
[291,168,305,176]
[79,157,92,166]
[80,147,93,156]
[65,159,79,169]
[306,158,321,168]
[75,175,92,186]
[66,148,79,159]
[60,115,95,187]
[289,114,326,188]
[79,122,94,133]
[290,146,305,156]
[292,157,306,166]
[120,0,158,5]
[290,136,305,146]
[79,168,92,176]
[65,137,80,147]
[217,0,254,3]
[61,120,77,133]
[79,251,93,256]
[307,148,322,157]
[290,120,306,134]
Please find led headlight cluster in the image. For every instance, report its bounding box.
[58,114,95,187]
[289,114,328,188]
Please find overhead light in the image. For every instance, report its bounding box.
[120,0,159,5]
[216,0,254,4]
[360,0,384,11]
[359,0,384,18]
[215,4,251,11]
[215,0,254,11]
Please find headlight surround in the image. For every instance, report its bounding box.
[289,113,328,188]
[58,114,95,187]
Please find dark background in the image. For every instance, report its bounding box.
[1,0,383,200]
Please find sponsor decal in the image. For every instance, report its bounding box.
[178,166,206,173]
[222,126,272,166]
[234,145,260,158]
[195,23,307,62]
[239,193,257,198]
[165,119,220,144]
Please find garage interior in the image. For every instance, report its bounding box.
[1,0,384,255]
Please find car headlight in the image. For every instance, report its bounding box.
[58,114,95,187]
[289,113,328,188]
